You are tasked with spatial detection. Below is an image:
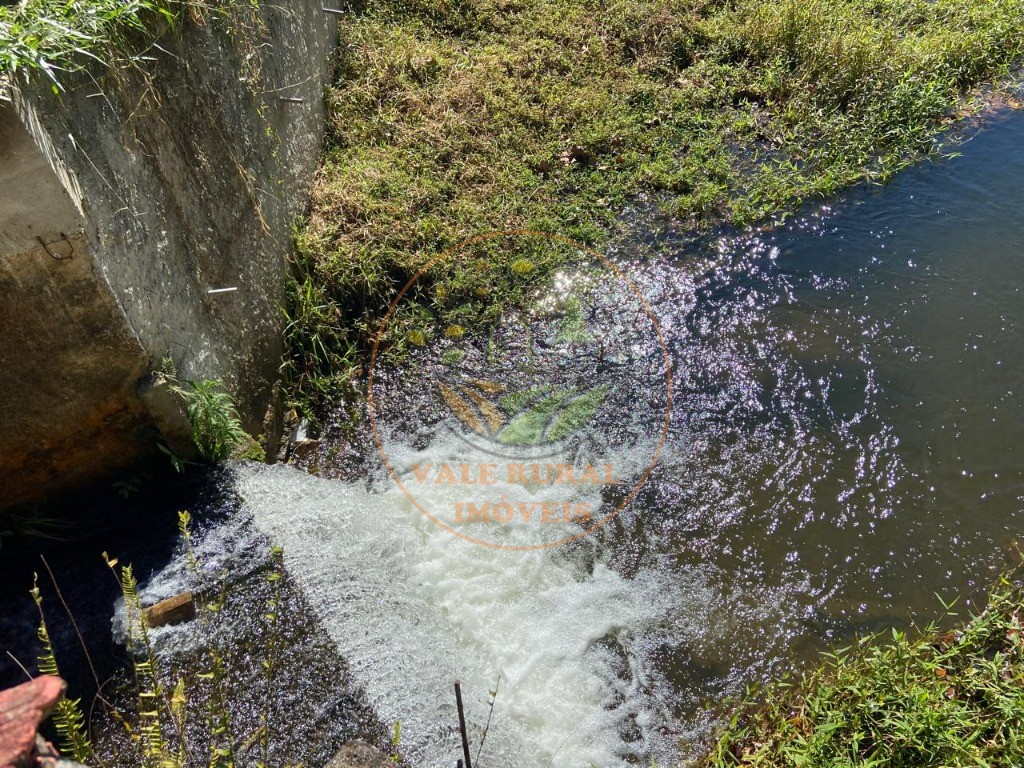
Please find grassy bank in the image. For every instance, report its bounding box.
[287,0,1024,411]
[700,571,1024,767]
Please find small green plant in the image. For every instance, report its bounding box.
[23,515,298,767]
[31,576,95,764]
[107,555,176,765]
[234,438,267,463]
[390,720,401,764]
[164,377,248,463]
[26,513,301,767]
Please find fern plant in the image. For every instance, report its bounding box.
[34,516,297,768]
[160,374,248,463]
[31,576,95,764]
[106,554,179,768]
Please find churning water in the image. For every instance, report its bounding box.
[3,111,1023,767]
[232,110,1024,765]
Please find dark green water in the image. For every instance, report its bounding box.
[615,107,1024,746]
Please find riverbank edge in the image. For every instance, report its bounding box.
[696,555,1024,767]
[283,0,1024,420]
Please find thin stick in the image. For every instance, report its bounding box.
[476,674,500,763]
[455,680,473,768]
[5,650,32,681]
[43,554,124,736]
[40,555,100,689]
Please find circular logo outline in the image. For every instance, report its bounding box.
[367,230,673,550]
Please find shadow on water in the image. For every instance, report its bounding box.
[0,465,387,766]
[0,465,198,693]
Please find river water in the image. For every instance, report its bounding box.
[233,108,1024,765]
[3,109,1023,766]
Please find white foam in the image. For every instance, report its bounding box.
[233,433,671,767]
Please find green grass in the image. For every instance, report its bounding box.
[286,0,1024,414]
[172,378,248,463]
[0,0,262,91]
[700,572,1024,767]
[0,0,175,87]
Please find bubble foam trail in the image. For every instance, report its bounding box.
[234,453,667,768]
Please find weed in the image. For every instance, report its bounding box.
[30,514,296,767]
[31,576,95,764]
[700,569,1024,767]
[164,377,248,464]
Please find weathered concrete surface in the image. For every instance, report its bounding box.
[0,104,153,506]
[0,2,336,508]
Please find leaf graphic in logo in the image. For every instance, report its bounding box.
[499,385,554,415]
[439,378,610,444]
[468,378,505,395]
[546,384,611,442]
[497,384,611,445]
[439,383,486,435]
[438,379,508,436]
[460,386,505,434]
[497,390,572,445]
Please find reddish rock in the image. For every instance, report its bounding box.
[290,438,319,462]
[325,740,391,768]
[0,676,66,768]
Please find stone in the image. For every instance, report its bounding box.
[34,734,88,768]
[144,592,196,628]
[0,675,66,768]
[324,740,391,768]
[290,439,319,462]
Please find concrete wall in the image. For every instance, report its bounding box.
[0,2,336,508]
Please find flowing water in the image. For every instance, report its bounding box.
[3,109,1024,766]
[232,109,1024,765]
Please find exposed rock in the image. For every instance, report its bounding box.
[0,675,65,768]
[290,439,320,462]
[324,740,391,768]
[144,592,196,628]
[34,734,88,768]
